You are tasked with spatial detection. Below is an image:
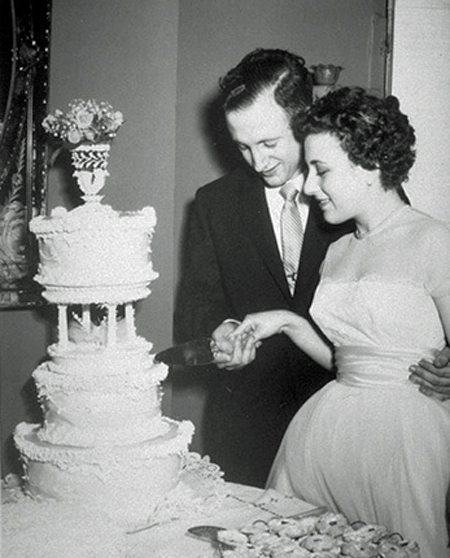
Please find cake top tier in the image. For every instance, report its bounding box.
[30,203,156,235]
[31,201,156,234]
[30,202,159,305]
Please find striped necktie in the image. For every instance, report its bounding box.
[280,182,304,295]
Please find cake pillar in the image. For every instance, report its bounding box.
[125,303,136,341]
[81,305,91,333]
[107,304,117,346]
[58,305,68,347]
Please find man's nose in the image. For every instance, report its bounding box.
[250,148,268,172]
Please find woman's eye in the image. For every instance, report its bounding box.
[317,170,327,177]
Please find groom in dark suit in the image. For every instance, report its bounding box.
[174,49,350,487]
[174,48,450,487]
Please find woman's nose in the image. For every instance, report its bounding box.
[303,173,317,196]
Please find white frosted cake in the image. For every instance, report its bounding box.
[3,108,228,557]
[29,202,159,304]
[13,188,198,527]
[14,334,194,525]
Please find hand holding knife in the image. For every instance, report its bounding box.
[154,319,256,368]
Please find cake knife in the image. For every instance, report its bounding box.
[154,337,219,366]
[154,320,257,366]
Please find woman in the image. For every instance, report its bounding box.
[230,87,450,557]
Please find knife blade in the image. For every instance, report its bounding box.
[154,337,218,366]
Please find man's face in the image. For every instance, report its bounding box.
[225,89,303,188]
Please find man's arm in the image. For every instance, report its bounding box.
[174,194,233,343]
[409,347,450,401]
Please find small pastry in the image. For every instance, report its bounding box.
[315,511,349,537]
[300,533,339,552]
[344,523,388,543]
[272,546,312,558]
[269,517,315,538]
[377,539,409,558]
[341,539,379,557]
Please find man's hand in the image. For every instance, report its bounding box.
[211,319,259,370]
[409,346,450,401]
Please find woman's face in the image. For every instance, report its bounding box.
[303,132,369,225]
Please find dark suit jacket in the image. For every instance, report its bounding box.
[174,167,351,487]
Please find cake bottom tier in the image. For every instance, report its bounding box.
[14,418,194,526]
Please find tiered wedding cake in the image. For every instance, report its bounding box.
[14,196,194,526]
[3,103,226,557]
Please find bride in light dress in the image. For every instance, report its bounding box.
[222,87,450,557]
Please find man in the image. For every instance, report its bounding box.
[175,48,450,487]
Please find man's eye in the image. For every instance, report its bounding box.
[263,142,277,148]
[317,169,328,177]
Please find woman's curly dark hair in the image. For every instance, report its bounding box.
[294,87,416,191]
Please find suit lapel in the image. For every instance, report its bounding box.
[237,173,291,301]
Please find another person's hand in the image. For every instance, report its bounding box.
[409,346,450,401]
[211,318,260,370]
[211,319,246,370]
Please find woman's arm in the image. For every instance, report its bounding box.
[230,310,333,371]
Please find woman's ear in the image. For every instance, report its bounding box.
[359,167,380,188]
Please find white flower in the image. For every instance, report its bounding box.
[73,108,94,129]
[67,128,82,145]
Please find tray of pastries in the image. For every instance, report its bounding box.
[212,510,421,557]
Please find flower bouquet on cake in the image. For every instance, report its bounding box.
[42,99,124,201]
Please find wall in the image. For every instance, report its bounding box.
[391,0,450,223]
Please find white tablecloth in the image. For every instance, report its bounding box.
[3,481,321,558]
[126,483,321,557]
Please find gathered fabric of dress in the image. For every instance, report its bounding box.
[267,205,450,558]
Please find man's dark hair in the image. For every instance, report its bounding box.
[219,48,313,123]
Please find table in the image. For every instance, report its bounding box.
[126,483,321,557]
[2,480,321,558]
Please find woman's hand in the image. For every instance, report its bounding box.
[212,310,333,372]
[231,310,333,372]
